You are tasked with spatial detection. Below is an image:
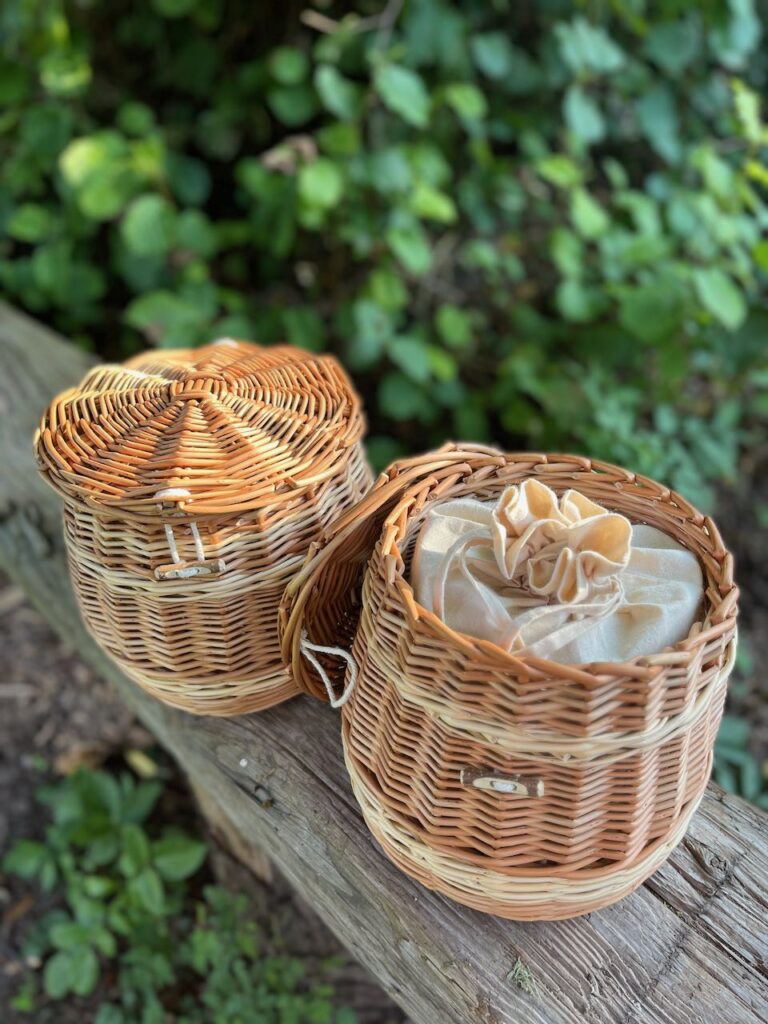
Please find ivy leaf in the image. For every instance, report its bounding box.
[636,86,681,164]
[268,47,308,86]
[7,203,53,242]
[555,17,625,75]
[388,335,432,383]
[410,182,457,223]
[444,83,487,121]
[619,279,685,343]
[470,32,514,79]
[374,64,430,128]
[694,268,747,330]
[70,947,100,997]
[315,65,362,121]
[644,17,699,76]
[563,85,605,146]
[570,188,609,239]
[44,951,74,999]
[297,158,343,210]
[152,835,207,881]
[130,867,165,914]
[386,218,432,275]
[121,195,176,256]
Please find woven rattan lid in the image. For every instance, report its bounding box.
[35,339,366,518]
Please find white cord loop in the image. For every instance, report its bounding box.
[300,631,358,708]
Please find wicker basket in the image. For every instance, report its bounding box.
[35,339,372,716]
[281,444,738,920]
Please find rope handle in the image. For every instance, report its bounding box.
[299,631,358,708]
[154,489,226,580]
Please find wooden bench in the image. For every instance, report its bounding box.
[1,301,766,1024]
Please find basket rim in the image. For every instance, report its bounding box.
[34,339,367,518]
[279,443,738,700]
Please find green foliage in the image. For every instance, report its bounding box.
[3,768,355,1022]
[1,0,768,503]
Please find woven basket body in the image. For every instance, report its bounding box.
[281,445,737,920]
[36,340,372,716]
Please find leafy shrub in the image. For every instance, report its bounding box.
[3,767,356,1022]
[1,0,767,503]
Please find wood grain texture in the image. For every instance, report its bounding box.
[1,301,766,1024]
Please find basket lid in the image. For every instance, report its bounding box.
[35,339,366,518]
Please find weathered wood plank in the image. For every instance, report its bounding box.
[1,301,766,1024]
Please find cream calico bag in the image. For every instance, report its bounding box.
[281,445,738,921]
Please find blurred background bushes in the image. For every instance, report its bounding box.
[1,0,767,503]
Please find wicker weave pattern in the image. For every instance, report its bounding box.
[36,340,372,716]
[281,444,737,919]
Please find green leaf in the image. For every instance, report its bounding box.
[167,153,212,206]
[537,154,583,188]
[563,85,605,146]
[347,299,391,369]
[636,86,681,164]
[570,188,609,239]
[556,280,603,322]
[693,268,747,330]
[644,17,699,76]
[267,84,317,127]
[117,101,155,136]
[374,64,430,128]
[121,195,176,256]
[130,867,165,914]
[121,780,162,824]
[125,290,201,343]
[367,267,408,311]
[152,835,207,881]
[388,336,431,383]
[268,47,309,86]
[39,48,91,98]
[717,714,750,748]
[298,158,344,210]
[315,66,362,121]
[619,279,685,343]
[120,823,150,875]
[435,304,472,349]
[175,210,217,257]
[365,436,406,472]
[50,921,95,951]
[386,220,432,276]
[410,182,457,223]
[550,228,583,278]
[3,840,50,879]
[555,17,625,75]
[44,951,74,999]
[444,83,487,121]
[7,204,53,243]
[70,947,100,997]
[378,372,426,420]
[470,32,514,79]
[153,0,197,16]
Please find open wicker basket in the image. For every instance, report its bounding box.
[35,339,372,716]
[281,444,738,920]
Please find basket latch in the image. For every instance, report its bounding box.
[154,489,225,581]
[460,767,544,797]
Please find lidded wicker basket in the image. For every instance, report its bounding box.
[35,339,372,716]
[281,444,738,920]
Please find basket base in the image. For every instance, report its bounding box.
[347,755,703,921]
[123,664,299,716]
